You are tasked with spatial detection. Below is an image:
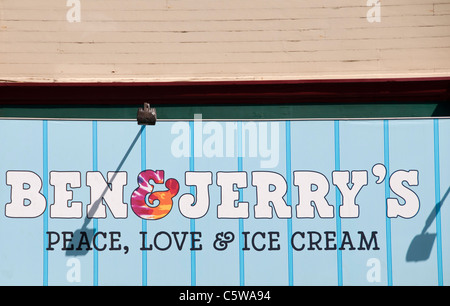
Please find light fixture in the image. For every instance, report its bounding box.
[137,102,157,125]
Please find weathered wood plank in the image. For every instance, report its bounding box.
[1,0,449,82]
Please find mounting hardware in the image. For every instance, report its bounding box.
[137,103,157,125]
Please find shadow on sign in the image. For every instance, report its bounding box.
[66,126,145,256]
[406,186,449,262]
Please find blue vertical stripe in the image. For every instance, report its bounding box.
[43,120,48,286]
[238,121,245,286]
[433,119,444,286]
[383,120,393,286]
[141,126,147,286]
[189,121,196,286]
[92,121,99,286]
[334,120,343,286]
[285,121,293,286]
[190,217,196,286]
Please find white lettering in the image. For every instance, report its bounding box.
[5,171,47,218]
[86,171,128,219]
[387,170,419,218]
[332,170,368,218]
[66,258,81,283]
[170,116,280,168]
[50,171,82,218]
[366,258,381,283]
[178,172,212,218]
[66,0,81,23]
[366,0,381,23]
[217,172,248,218]
[294,171,334,218]
[170,122,190,158]
[252,171,291,218]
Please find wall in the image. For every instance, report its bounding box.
[1,0,449,83]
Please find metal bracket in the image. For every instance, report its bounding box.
[137,103,157,125]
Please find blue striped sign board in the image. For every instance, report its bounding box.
[0,118,448,286]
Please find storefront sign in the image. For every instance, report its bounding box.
[0,118,449,285]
